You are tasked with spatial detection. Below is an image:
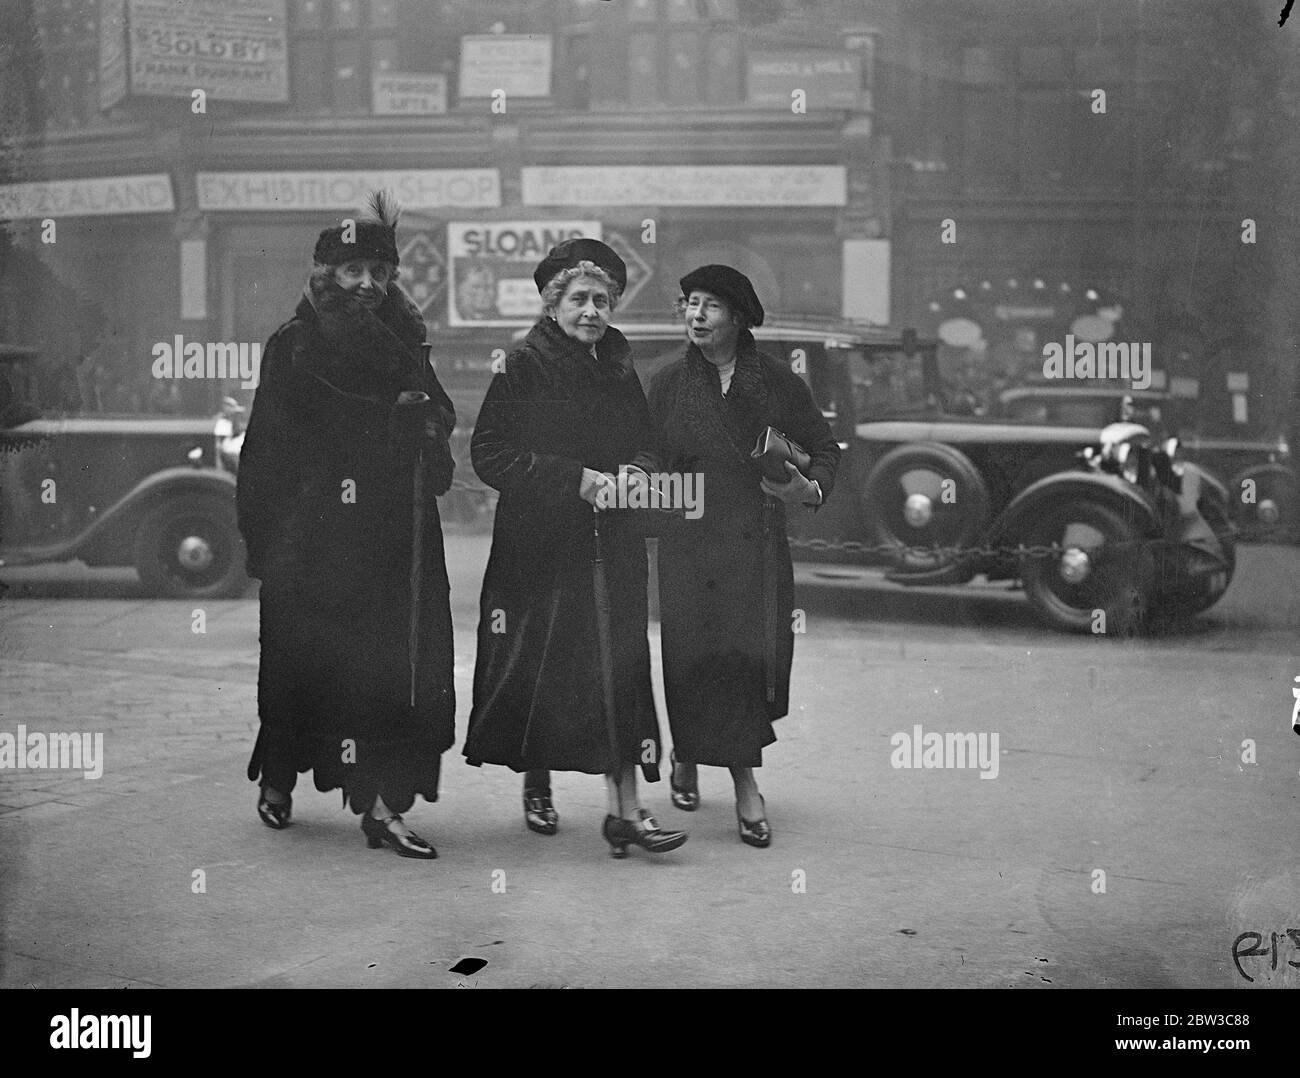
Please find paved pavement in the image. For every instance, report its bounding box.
[1,534,1298,988]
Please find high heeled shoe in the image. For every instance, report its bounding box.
[256,787,292,830]
[736,795,771,848]
[601,809,688,859]
[668,750,700,812]
[523,787,558,835]
[361,813,438,859]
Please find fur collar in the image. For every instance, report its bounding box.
[295,270,427,396]
[521,315,636,387]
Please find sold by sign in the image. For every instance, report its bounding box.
[447,221,601,327]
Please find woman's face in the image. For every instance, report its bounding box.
[550,275,611,345]
[683,290,740,357]
[333,259,394,311]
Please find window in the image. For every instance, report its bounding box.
[289,0,405,113]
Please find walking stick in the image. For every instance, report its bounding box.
[592,507,622,817]
[409,442,427,709]
[398,370,433,710]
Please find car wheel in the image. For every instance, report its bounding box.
[133,495,249,599]
[861,442,991,572]
[1153,496,1236,617]
[1020,501,1153,635]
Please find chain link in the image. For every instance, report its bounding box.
[786,535,1161,562]
[437,485,1161,565]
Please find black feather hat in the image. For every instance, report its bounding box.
[313,189,402,267]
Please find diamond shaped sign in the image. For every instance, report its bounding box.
[399,231,447,317]
[604,230,653,309]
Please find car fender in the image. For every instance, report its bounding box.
[1224,460,1292,498]
[68,467,238,564]
[991,470,1161,547]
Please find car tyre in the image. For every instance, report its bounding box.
[133,495,249,599]
[1020,500,1153,635]
[861,441,991,573]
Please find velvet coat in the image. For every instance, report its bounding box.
[237,278,457,814]
[644,333,840,767]
[464,317,662,778]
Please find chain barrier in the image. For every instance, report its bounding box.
[438,483,1167,566]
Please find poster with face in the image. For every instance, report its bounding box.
[447,221,601,326]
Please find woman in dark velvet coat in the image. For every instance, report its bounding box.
[645,265,840,848]
[465,238,687,858]
[237,193,456,859]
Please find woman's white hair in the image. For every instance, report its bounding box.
[540,260,623,312]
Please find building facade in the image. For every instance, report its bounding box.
[1,0,1292,437]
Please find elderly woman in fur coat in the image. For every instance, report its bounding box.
[237,193,457,860]
[464,238,687,859]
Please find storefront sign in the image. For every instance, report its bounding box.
[448,220,601,326]
[0,174,175,219]
[107,0,289,105]
[521,166,846,207]
[195,170,501,211]
[373,73,447,115]
[459,34,552,98]
[747,50,861,108]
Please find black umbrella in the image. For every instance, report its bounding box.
[592,507,622,814]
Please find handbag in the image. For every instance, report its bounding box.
[751,425,811,483]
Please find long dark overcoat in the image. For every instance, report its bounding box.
[645,334,840,767]
[237,280,457,814]
[464,317,661,778]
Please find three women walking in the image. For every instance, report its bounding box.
[241,202,837,859]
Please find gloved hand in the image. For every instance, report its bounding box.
[579,466,618,507]
[760,461,821,506]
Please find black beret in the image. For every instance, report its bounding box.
[533,238,627,293]
[679,264,764,327]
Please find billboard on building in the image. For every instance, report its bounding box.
[447,221,601,327]
[458,35,553,99]
[99,0,290,107]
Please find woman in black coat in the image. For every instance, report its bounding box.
[237,193,457,859]
[645,265,840,847]
[465,238,687,859]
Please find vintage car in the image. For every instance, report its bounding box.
[0,346,247,598]
[619,319,1234,633]
[994,382,1295,542]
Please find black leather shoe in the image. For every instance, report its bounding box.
[602,809,688,859]
[736,795,771,848]
[361,813,438,859]
[257,787,292,830]
[669,750,700,811]
[523,788,558,835]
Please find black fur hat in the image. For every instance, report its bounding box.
[313,190,401,267]
[533,238,627,293]
[679,264,765,327]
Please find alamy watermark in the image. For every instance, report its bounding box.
[890,723,1000,779]
[151,334,261,389]
[0,725,103,779]
[594,466,704,519]
[1041,335,1152,390]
